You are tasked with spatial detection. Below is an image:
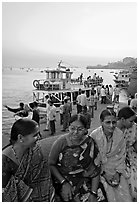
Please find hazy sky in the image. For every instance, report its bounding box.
[2,2,137,67]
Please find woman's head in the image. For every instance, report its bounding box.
[69,114,88,142]
[10,118,40,147]
[117,106,136,128]
[100,109,117,136]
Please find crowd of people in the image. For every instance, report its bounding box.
[3,86,137,202]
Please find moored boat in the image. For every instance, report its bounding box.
[32,62,103,107]
[113,70,130,88]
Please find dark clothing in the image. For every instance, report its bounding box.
[49,135,101,202]
[63,103,71,131]
[6,106,23,113]
[77,104,82,114]
[89,105,94,118]
[60,114,63,125]
[50,120,55,135]
[32,109,40,124]
[101,96,106,104]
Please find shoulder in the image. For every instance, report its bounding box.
[51,134,68,151]
[90,126,102,140]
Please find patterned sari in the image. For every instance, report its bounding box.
[2,142,54,202]
[50,136,101,202]
[124,123,137,201]
[90,126,132,202]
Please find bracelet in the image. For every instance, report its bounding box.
[60,179,66,185]
[89,190,97,198]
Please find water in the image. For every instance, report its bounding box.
[2,67,120,142]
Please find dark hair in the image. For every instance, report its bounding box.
[33,101,38,107]
[19,102,24,108]
[69,114,87,128]
[117,106,135,120]
[3,119,38,150]
[64,99,68,103]
[100,109,116,122]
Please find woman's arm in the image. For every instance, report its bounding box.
[48,136,73,201]
[88,175,100,202]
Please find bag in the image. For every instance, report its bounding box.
[2,175,33,202]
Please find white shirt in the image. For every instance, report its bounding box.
[114,87,120,95]
[48,105,56,121]
[59,104,64,114]
[100,88,106,96]
[80,93,88,106]
[76,94,81,104]
[109,87,113,96]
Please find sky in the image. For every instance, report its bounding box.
[2,2,137,68]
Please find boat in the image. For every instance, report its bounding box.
[32,62,103,107]
[113,70,130,88]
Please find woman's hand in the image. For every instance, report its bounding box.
[103,172,120,187]
[88,194,97,202]
[61,182,73,201]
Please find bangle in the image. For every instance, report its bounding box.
[89,190,97,198]
[60,179,66,185]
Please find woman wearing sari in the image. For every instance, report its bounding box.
[117,106,137,201]
[2,118,54,202]
[48,114,101,202]
[90,109,132,202]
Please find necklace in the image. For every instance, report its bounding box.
[12,146,21,164]
[106,138,113,154]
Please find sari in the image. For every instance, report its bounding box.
[2,141,54,202]
[49,135,101,202]
[90,126,132,202]
[124,123,137,201]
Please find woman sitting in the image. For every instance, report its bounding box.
[90,109,132,202]
[2,118,54,202]
[117,106,137,201]
[48,114,101,202]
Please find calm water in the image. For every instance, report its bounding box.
[2,67,121,142]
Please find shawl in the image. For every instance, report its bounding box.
[90,126,127,176]
[2,142,54,202]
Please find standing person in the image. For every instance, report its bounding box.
[4,102,24,113]
[59,101,64,125]
[2,119,54,202]
[76,89,82,114]
[88,91,95,118]
[32,101,40,125]
[81,106,91,129]
[109,85,113,103]
[80,90,88,109]
[97,84,101,101]
[117,107,137,201]
[67,97,72,117]
[90,109,132,202]
[113,85,120,103]
[48,114,101,202]
[61,99,71,132]
[48,100,56,136]
[94,90,98,110]
[105,85,110,104]
[100,85,106,104]
[45,95,50,131]
[130,93,137,113]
